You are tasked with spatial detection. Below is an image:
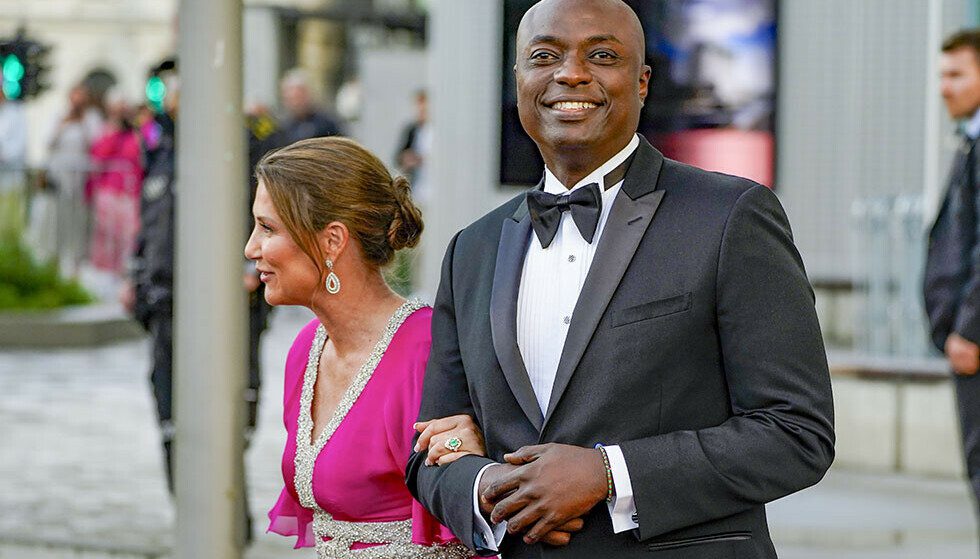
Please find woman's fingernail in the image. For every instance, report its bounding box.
[414,443,420,452]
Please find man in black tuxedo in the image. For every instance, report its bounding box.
[925,29,980,519]
[407,1,835,557]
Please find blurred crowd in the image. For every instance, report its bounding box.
[0,63,359,302]
[0,79,148,292]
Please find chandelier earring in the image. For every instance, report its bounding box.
[324,258,341,294]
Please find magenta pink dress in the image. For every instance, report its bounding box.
[268,301,471,558]
[88,127,143,273]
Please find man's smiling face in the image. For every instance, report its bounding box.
[515,0,650,165]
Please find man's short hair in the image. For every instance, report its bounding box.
[943,28,980,59]
[281,68,311,90]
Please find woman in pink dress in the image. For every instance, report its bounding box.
[89,90,143,275]
[244,136,482,558]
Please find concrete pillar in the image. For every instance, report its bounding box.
[244,5,282,107]
[175,0,247,555]
[420,0,504,297]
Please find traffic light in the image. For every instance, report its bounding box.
[0,29,51,100]
[22,40,52,98]
[146,57,176,113]
[145,75,166,112]
[1,50,24,99]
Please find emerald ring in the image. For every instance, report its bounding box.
[444,436,463,452]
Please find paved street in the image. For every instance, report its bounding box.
[0,307,309,559]
[1,306,978,558]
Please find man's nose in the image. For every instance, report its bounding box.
[554,55,592,87]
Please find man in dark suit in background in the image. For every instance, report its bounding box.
[274,68,344,147]
[407,1,835,557]
[925,28,980,523]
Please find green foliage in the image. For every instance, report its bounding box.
[0,234,93,311]
[385,249,416,298]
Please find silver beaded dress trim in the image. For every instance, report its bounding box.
[293,299,472,559]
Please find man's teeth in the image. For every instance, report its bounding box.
[553,101,597,110]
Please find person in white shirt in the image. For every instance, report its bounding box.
[407,1,834,558]
[46,82,103,276]
[0,88,27,226]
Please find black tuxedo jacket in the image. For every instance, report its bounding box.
[924,138,980,351]
[407,138,835,558]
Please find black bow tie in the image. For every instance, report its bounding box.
[525,152,635,249]
[527,183,602,249]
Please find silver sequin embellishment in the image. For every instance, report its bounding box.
[293,300,472,558]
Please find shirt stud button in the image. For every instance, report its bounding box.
[563,316,571,325]
[568,255,576,262]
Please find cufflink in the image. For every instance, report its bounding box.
[631,513,639,523]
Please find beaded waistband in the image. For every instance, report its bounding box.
[312,510,473,559]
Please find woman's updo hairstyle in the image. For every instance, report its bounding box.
[254,136,423,273]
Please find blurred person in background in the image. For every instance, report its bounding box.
[390,89,432,295]
[245,136,479,557]
[89,89,143,290]
[128,74,178,495]
[926,28,980,533]
[46,82,103,276]
[244,99,279,448]
[124,73,257,540]
[0,88,28,239]
[273,68,344,147]
[0,88,27,179]
[397,89,431,206]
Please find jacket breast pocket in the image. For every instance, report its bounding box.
[612,292,693,328]
[647,531,753,556]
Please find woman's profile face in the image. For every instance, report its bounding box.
[244,181,322,306]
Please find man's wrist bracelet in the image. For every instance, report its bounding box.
[594,443,614,503]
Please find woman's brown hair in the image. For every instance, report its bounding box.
[254,136,423,275]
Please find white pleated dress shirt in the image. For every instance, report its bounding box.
[473,135,641,551]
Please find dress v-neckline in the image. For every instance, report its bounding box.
[292,298,427,511]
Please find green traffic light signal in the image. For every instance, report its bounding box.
[2,54,24,99]
[3,54,23,81]
[3,80,20,99]
[146,75,166,110]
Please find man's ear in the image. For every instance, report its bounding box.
[638,64,652,105]
[318,221,350,263]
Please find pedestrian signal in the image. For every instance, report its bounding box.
[1,52,23,99]
[146,75,166,112]
[0,29,51,100]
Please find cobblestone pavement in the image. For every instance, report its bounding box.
[1,307,979,558]
[0,308,311,558]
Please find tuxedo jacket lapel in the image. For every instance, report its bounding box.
[543,139,666,428]
[490,194,544,431]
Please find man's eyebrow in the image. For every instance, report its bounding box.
[527,34,563,47]
[525,34,625,48]
[583,34,624,46]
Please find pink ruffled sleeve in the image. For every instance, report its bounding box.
[267,319,321,548]
[411,496,460,546]
[268,488,315,548]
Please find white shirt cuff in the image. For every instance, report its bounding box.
[603,445,638,532]
[473,463,507,550]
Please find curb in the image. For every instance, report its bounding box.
[0,303,144,348]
